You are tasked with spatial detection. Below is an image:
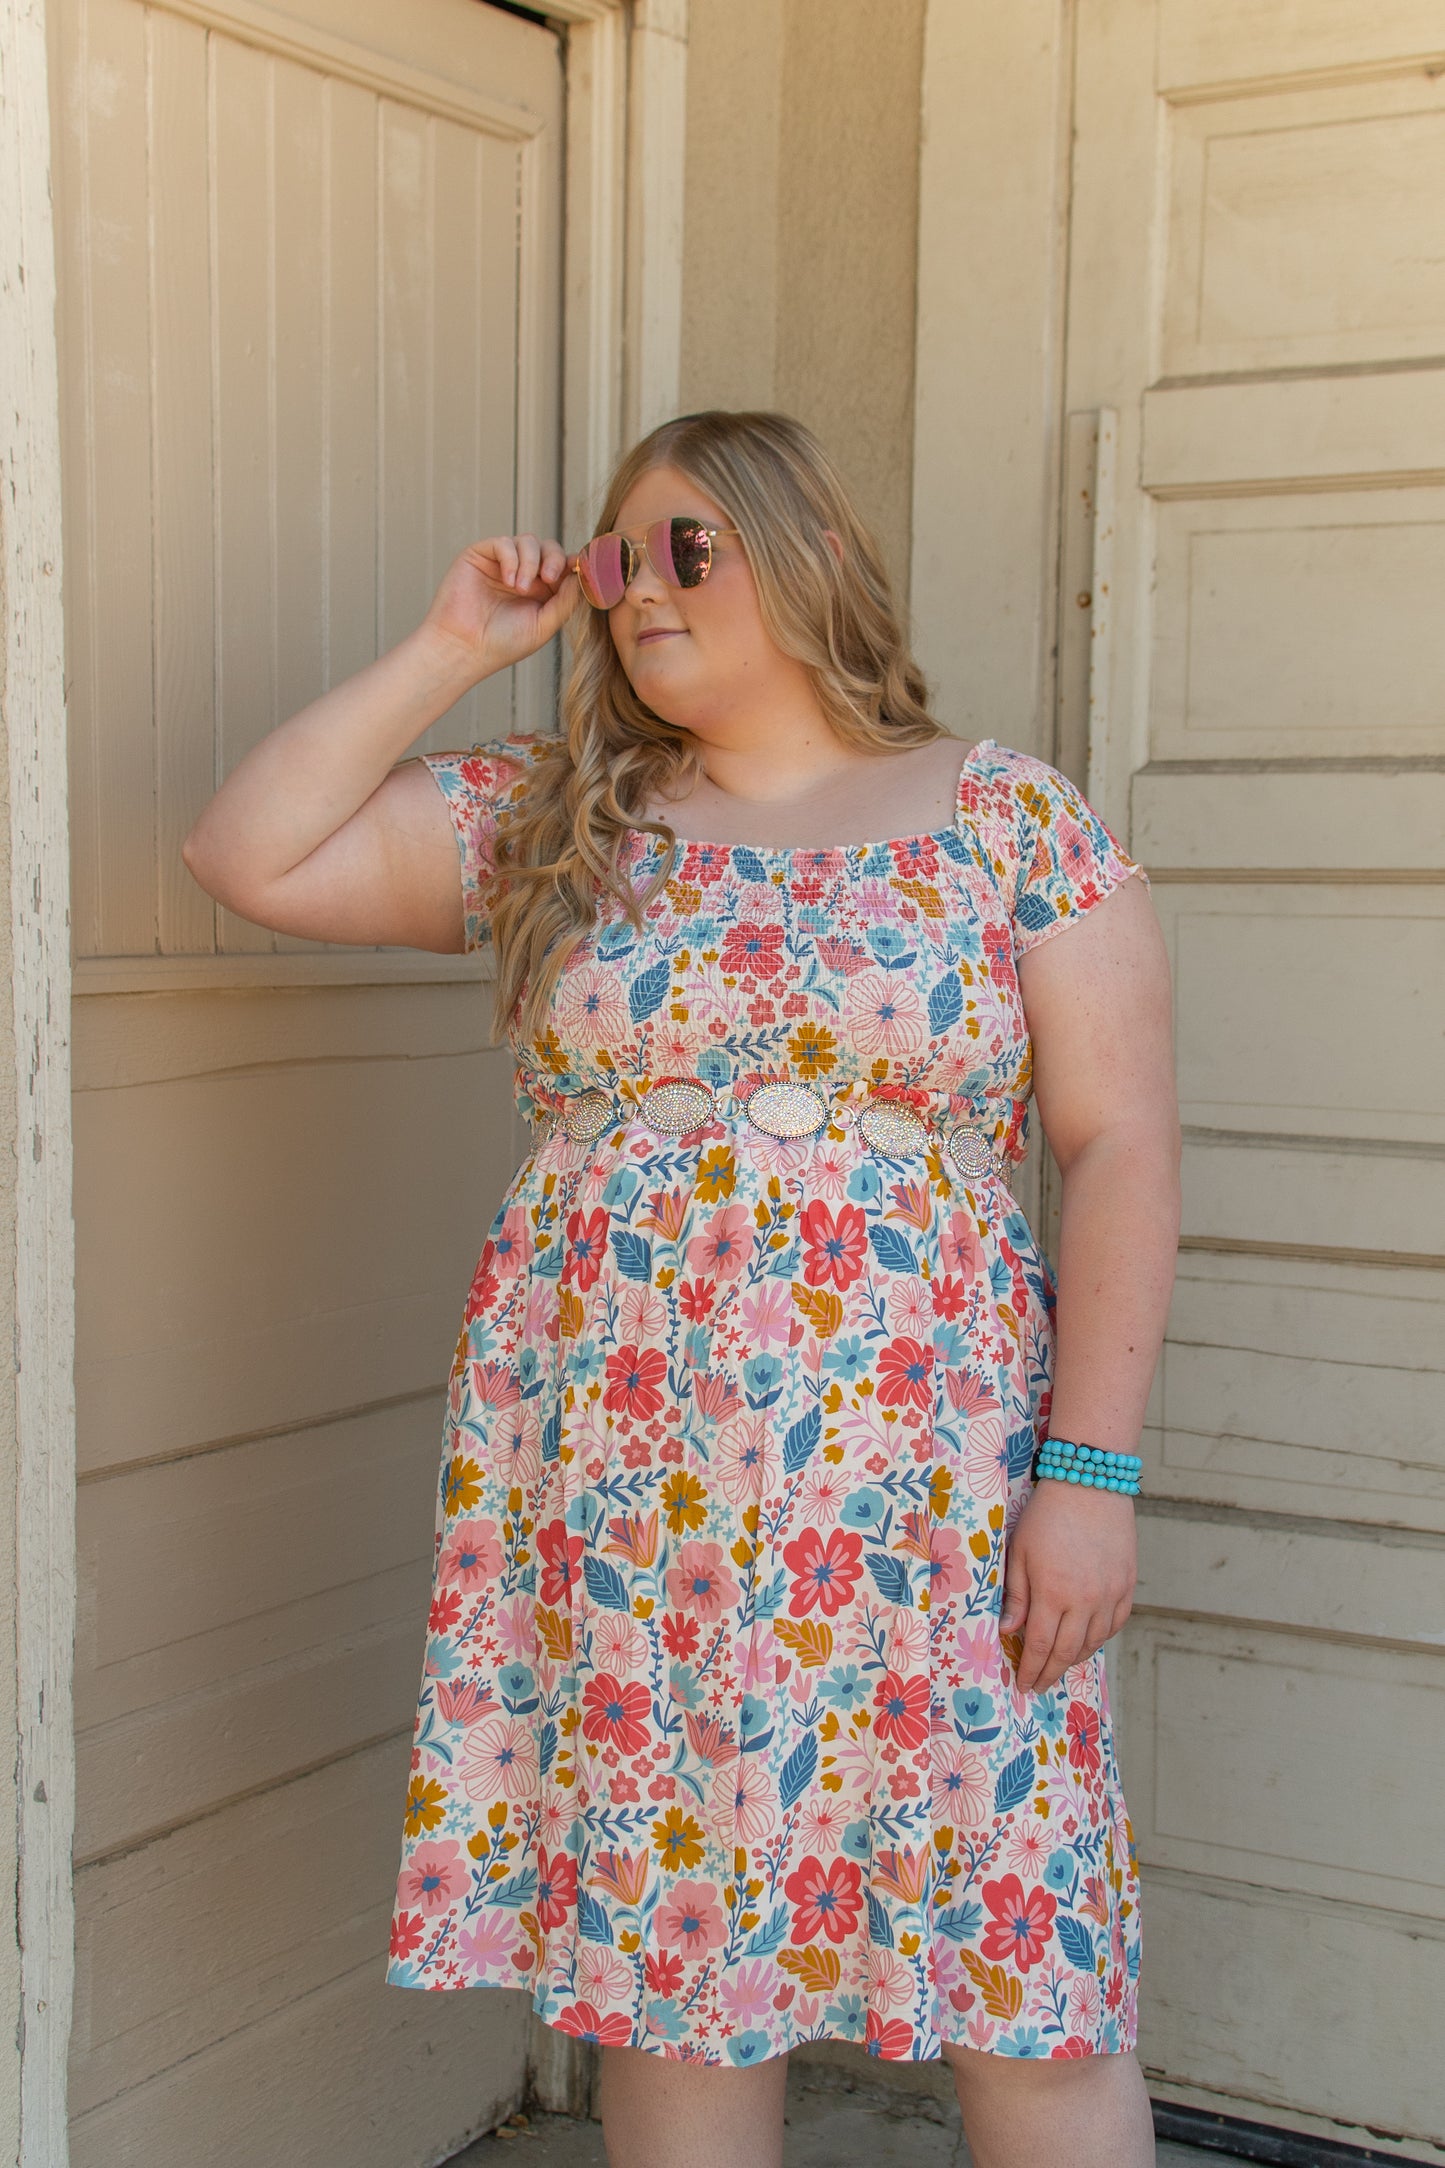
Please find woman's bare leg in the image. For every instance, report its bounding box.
[942,2043,1154,2168]
[598,2043,789,2168]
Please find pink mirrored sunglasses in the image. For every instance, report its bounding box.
[572,516,741,610]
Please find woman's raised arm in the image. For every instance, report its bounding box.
[180,534,578,951]
[1000,873,1182,1694]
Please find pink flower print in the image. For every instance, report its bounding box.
[1007,1820,1050,1880]
[873,1668,930,1751]
[886,1275,934,1338]
[927,1523,971,1601]
[496,1594,536,1660]
[458,1716,539,1803]
[564,1205,609,1291]
[592,1611,648,1673]
[711,1753,779,1843]
[690,1368,738,1422]
[553,962,631,1047]
[576,1944,633,2006]
[783,1526,864,1618]
[798,1796,849,1853]
[680,840,733,886]
[434,1676,499,1727]
[534,1845,579,1931]
[961,1412,1010,1499]
[1067,1701,1102,1776]
[401,1840,468,1916]
[720,920,785,979]
[800,1463,848,1526]
[456,1912,519,1971]
[737,1624,778,1691]
[487,1207,527,1280]
[883,1606,930,1670]
[655,1879,727,1955]
[719,1959,776,2025]
[939,1209,984,1281]
[664,1540,740,1620]
[1054,812,1092,884]
[714,1411,774,1503]
[581,1674,651,1756]
[472,1359,522,1413]
[932,1741,991,1827]
[554,2000,636,2044]
[685,1201,753,1283]
[437,1519,504,1591]
[537,1520,584,1607]
[493,1403,541,1485]
[735,1278,794,1352]
[809,1145,852,1199]
[618,1284,668,1342]
[1068,1973,1103,2032]
[842,970,927,1059]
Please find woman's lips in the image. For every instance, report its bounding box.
[636,629,683,645]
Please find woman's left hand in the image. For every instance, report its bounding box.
[999,1481,1138,1695]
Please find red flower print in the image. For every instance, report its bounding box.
[865,2008,916,2059]
[564,1205,609,1290]
[661,1612,701,1660]
[782,1526,864,1618]
[980,1873,1056,1970]
[604,1343,668,1420]
[799,1199,869,1291]
[876,1334,934,1412]
[872,1668,930,1751]
[389,1910,426,1959]
[537,1520,584,1607]
[582,1673,652,1756]
[783,1854,863,1944]
[664,1539,740,1620]
[1067,1701,1102,1775]
[680,841,731,886]
[721,921,785,978]
[889,834,939,880]
[644,1949,685,1996]
[400,1840,469,1917]
[554,2000,635,2045]
[434,1676,498,1727]
[428,1587,464,1633]
[534,1844,578,1931]
[1052,2035,1095,2058]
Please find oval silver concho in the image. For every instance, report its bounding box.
[946,1124,1001,1182]
[856,1099,929,1156]
[743,1080,830,1140]
[637,1080,716,1135]
[560,1088,618,1142]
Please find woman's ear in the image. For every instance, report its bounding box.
[823,528,845,564]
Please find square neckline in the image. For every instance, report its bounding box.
[622,736,995,860]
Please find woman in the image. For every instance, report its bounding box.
[182,409,1179,2168]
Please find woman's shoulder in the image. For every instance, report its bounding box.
[419,729,559,808]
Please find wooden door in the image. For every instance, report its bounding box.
[51,0,563,2159]
[1064,3,1445,2152]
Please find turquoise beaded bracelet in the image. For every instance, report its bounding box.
[1032,1438,1142,1496]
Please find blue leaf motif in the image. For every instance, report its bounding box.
[611,1229,653,1284]
[934,1900,984,1943]
[866,1552,910,1606]
[577,1888,614,1944]
[866,1889,895,1948]
[732,847,768,886]
[744,1907,789,1957]
[538,1720,557,1777]
[783,1405,821,1475]
[628,958,671,1023]
[1055,1913,1097,1974]
[1007,1424,1038,1477]
[582,1555,630,1611]
[867,1224,917,1275]
[487,1868,539,1909]
[928,975,963,1035]
[993,1746,1037,1816]
[779,1733,817,1810]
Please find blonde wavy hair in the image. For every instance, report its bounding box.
[488,408,946,1050]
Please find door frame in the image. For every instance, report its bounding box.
[0,0,687,2157]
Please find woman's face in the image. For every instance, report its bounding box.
[601,463,821,736]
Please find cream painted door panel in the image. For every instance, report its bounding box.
[1066,1,1445,2151]
[52,1,563,2161]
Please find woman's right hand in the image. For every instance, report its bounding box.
[421,533,582,677]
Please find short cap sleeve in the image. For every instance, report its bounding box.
[997,752,1147,955]
[419,730,553,952]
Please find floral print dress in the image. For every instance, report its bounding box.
[385,731,1148,2066]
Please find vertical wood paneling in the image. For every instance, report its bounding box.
[211,35,278,954]
[378,99,434,661]
[149,8,217,954]
[321,77,378,693]
[66,0,158,954]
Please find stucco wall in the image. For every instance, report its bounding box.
[681,0,926,602]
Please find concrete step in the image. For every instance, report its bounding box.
[445,2072,1217,2166]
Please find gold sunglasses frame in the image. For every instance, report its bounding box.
[572,518,742,609]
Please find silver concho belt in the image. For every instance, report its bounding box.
[544,1077,1007,1183]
